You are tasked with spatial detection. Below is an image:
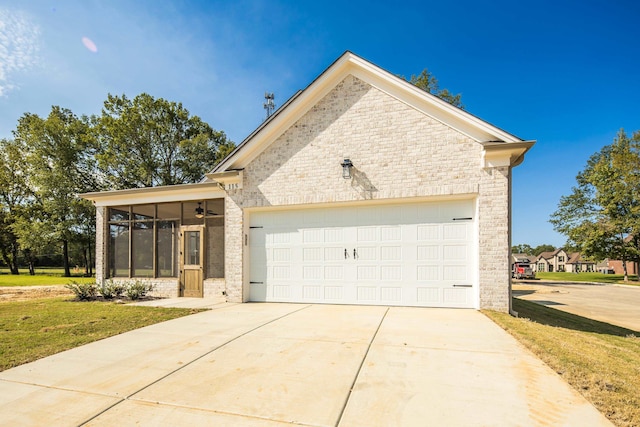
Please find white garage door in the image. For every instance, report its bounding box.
[248,200,476,308]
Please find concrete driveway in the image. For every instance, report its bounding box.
[514,282,640,332]
[0,303,611,426]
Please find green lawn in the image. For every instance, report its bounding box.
[0,297,203,371]
[484,299,640,427]
[535,271,639,285]
[0,268,95,287]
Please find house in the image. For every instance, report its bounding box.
[536,248,594,273]
[536,248,569,272]
[597,259,637,275]
[565,252,595,273]
[82,52,534,312]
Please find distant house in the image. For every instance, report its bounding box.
[536,249,569,272]
[536,248,594,272]
[565,252,595,273]
[597,259,637,275]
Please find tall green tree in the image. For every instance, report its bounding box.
[550,129,640,280]
[533,244,556,256]
[511,244,533,255]
[405,69,464,108]
[95,93,235,189]
[13,107,98,277]
[0,138,31,274]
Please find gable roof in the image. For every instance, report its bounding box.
[567,252,595,264]
[512,253,536,263]
[210,51,534,176]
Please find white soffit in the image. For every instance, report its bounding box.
[214,51,528,172]
[81,182,225,207]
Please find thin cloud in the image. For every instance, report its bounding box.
[0,8,40,97]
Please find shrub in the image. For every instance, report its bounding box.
[65,281,98,301]
[125,280,154,300]
[99,281,126,299]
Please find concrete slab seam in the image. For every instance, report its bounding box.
[121,398,321,427]
[76,304,314,426]
[335,306,389,427]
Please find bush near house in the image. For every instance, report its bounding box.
[65,280,155,301]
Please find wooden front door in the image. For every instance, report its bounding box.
[180,225,204,297]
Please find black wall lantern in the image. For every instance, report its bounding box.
[341,158,353,179]
[195,202,205,218]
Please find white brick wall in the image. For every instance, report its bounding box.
[224,75,512,311]
[95,206,107,285]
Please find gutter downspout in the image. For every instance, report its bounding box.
[508,165,518,317]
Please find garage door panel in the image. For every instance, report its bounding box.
[357,265,377,280]
[416,287,440,304]
[381,287,402,303]
[380,226,401,241]
[324,265,343,280]
[303,285,322,300]
[380,265,402,281]
[443,223,468,240]
[324,247,344,261]
[303,265,323,280]
[443,288,470,305]
[303,247,322,261]
[443,265,468,281]
[357,246,376,261]
[417,224,440,241]
[324,228,344,242]
[381,246,401,260]
[249,200,476,308]
[357,286,377,301]
[303,229,323,243]
[357,227,377,242]
[443,244,467,260]
[417,245,439,261]
[417,265,440,281]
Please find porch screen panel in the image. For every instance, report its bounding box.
[157,221,177,277]
[109,223,129,277]
[132,221,154,277]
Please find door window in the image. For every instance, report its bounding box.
[184,231,201,265]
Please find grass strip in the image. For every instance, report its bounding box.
[484,298,640,427]
[535,272,639,285]
[0,297,203,371]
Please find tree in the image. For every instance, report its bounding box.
[405,69,464,109]
[533,244,556,256]
[0,138,31,274]
[13,107,98,277]
[550,129,640,281]
[511,244,533,254]
[95,93,235,189]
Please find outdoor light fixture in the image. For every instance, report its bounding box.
[341,158,353,179]
[195,202,205,219]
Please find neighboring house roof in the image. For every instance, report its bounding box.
[209,51,534,176]
[512,254,535,263]
[537,251,556,261]
[566,252,595,264]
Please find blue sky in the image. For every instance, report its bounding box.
[1,0,639,248]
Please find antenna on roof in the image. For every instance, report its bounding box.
[263,92,275,120]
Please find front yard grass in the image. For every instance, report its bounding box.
[484,298,640,427]
[0,297,202,371]
[0,268,95,287]
[535,271,639,285]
